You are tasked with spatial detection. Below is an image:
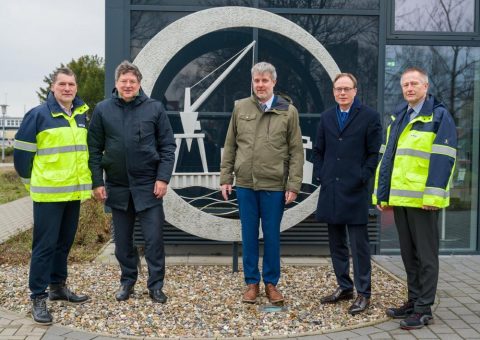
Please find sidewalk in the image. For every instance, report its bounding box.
[0,196,32,244]
[2,196,480,339]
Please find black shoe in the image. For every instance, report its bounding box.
[400,312,434,330]
[115,285,134,301]
[149,289,167,303]
[49,283,89,304]
[320,287,354,304]
[348,295,370,315]
[386,300,415,319]
[31,296,53,325]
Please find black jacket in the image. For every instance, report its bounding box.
[88,89,176,212]
[313,97,382,224]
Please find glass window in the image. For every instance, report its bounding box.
[131,0,253,5]
[260,0,379,9]
[281,14,379,111]
[394,0,475,32]
[131,11,191,60]
[382,45,480,252]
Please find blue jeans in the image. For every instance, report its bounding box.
[30,201,80,298]
[236,187,285,285]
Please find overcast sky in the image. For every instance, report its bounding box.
[0,0,105,117]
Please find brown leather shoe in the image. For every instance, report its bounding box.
[242,284,259,303]
[265,283,284,304]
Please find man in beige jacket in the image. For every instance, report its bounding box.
[220,62,304,304]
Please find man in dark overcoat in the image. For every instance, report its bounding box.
[313,73,382,315]
[88,61,176,303]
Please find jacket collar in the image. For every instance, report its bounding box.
[337,96,361,114]
[250,93,291,113]
[335,97,361,132]
[393,94,444,118]
[46,92,86,117]
[112,87,149,107]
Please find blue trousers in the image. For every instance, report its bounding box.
[111,197,165,290]
[236,187,285,285]
[328,224,371,298]
[30,200,80,298]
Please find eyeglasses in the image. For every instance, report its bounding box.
[333,87,355,93]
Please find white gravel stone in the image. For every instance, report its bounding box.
[0,263,406,338]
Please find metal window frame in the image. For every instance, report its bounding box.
[386,0,480,42]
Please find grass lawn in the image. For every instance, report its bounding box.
[0,168,112,265]
[0,168,28,204]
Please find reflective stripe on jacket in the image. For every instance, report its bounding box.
[373,94,457,208]
[13,93,92,202]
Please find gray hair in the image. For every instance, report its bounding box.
[52,67,76,83]
[401,67,429,84]
[251,62,277,81]
[115,60,143,82]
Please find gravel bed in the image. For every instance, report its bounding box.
[0,263,405,338]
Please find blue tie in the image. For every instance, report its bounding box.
[261,103,268,112]
[407,108,416,121]
[340,111,348,129]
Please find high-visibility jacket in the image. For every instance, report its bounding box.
[13,93,92,202]
[373,94,457,208]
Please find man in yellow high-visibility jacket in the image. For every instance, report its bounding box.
[14,68,92,325]
[373,67,457,330]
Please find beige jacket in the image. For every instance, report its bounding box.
[220,94,304,193]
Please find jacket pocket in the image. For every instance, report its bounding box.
[405,172,427,183]
[237,113,256,135]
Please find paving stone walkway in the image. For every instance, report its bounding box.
[2,195,480,339]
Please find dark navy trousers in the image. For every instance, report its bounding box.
[111,197,165,290]
[30,200,80,298]
[327,223,372,298]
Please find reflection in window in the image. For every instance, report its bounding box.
[394,0,474,32]
[131,11,189,60]
[259,0,379,9]
[281,14,379,111]
[383,45,480,252]
[131,0,253,5]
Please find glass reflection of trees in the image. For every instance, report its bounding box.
[394,0,474,32]
[131,0,253,6]
[259,0,379,9]
[131,11,189,60]
[280,14,379,111]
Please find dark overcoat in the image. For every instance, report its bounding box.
[313,97,382,224]
[88,89,176,212]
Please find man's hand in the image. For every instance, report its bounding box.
[221,184,232,201]
[154,180,168,199]
[285,191,297,205]
[93,186,107,202]
[422,205,439,211]
[376,204,392,211]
